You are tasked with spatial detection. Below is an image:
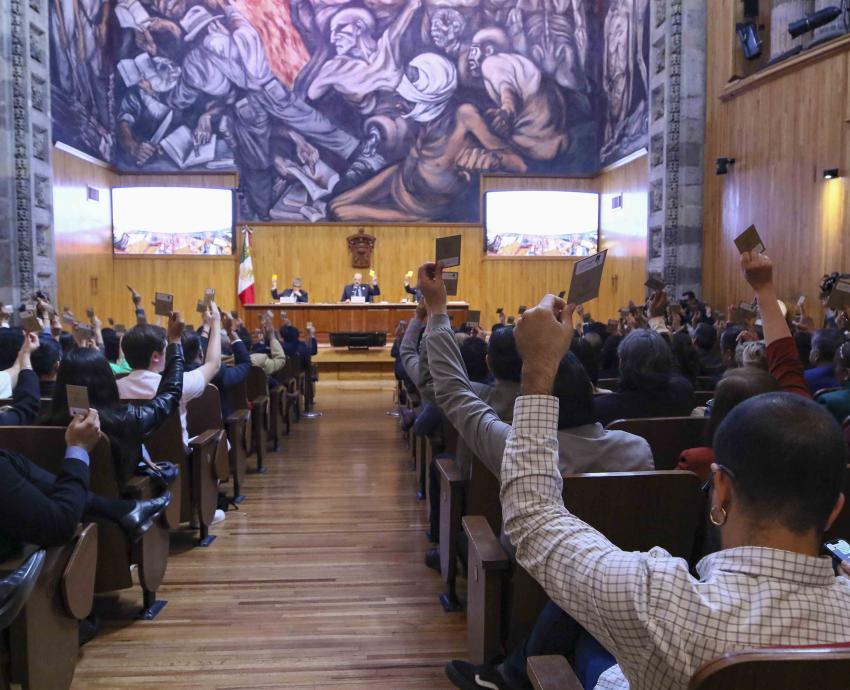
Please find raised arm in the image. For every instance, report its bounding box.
[741,252,810,398]
[399,307,426,385]
[385,0,421,63]
[502,296,662,683]
[197,303,223,385]
[419,263,511,475]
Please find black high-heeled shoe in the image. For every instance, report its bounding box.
[118,491,172,541]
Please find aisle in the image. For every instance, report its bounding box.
[72,385,466,689]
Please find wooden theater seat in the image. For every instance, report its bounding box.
[464,470,705,664]
[140,408,222,546]
[0,428,169,618]
[0,525,98,690]
[188,384,240,500]
[606,417,711,469]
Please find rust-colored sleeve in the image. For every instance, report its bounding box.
[766,337,812,400]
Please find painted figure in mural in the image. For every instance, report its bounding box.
[50,0,113,158]
[330,53,527,222]
[601,0,649,160]
[168,3,382,219]
[467,27,567,162]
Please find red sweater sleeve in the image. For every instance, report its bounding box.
[766,337,811,400]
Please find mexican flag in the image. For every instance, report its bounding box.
[238,226,256,305]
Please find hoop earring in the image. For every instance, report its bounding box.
[709,505,727,527]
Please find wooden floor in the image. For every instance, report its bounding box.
[72,385,466,689]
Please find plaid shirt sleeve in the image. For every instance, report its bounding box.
[500,395,660,676]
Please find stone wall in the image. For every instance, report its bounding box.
[647,0,706,298]
[0,0,55,310]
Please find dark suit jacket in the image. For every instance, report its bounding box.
[341,283,380,302]
[593,376,695,427]
[271,288,308,303]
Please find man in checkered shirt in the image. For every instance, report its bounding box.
[418,262,850,690]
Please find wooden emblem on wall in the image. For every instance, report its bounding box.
[347,228,376,269]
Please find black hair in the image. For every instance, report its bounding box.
[181,330,203,365]
[101,328,120,363]
[281,325,300,343]
[720,325,745,354]
[570,336,600,385]
[682,291,697,300]
[30,336,62,377]
[693,322,717,351]
[487,326,521,382]
[794,331,812,368]
[715,392,847,534]
[618,329,673,392]
[553,351,594,428]
[812,328,844,364]
[44,347,120,425]
[0,328,24,369]
[58,332,76,356]
[670,330,700,385]
[600,333,622,374]
[122,324,167,370]
[709,368,781,441]
[460,336,489,384]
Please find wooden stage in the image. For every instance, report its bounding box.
[245,303,470,345]
[70,386,466,689]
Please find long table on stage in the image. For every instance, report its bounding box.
[244,302,470,345]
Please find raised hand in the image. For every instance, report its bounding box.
[66,408,100,452]
[514,294,575,395]
[166,311,185,343]
[741,251,774,292]
[417,262,447,314]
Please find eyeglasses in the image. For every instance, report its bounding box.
[700,463,736,493]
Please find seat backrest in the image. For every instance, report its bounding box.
[689,645,850,690]
[187,384,223,437]
[606,417,710,469]
[0,426,119,498]
[467,454,502,535]
[134,407,185,465]
[692,391,713,408]
[597,378,619,391]
[227,378,249,413]
[562,470,704,559]
[246,366,268,400]
[696,376,716,391]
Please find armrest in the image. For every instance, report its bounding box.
[528,656,583,690]
[463,515,510,571]
[436,456,464,484]
[61,522,98,620]
[189,428,222,450]
[225,409,251,424]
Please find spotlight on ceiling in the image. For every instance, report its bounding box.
[716,157,736,175]
[823,168,840,180]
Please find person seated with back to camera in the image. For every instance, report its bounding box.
[341,272,381,302]
[448,280,850,690]
[818,341,850,425]
[271,276,308,303]
[806,327,844,394]
[0,330,41,425]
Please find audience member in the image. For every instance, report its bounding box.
[806,328,843,393]
[817,341,850,424]
[670,330,700,385]
[459,336,490,385]
[693,322,724,376]
[31,335,62,398]
[736,340,767,370]
[117,305,222,452]
[0,332,41,425]
[0,410,171,561]
[44,313,185,484]
[593,329,694,426]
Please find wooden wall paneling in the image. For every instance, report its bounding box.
[703,5,850,325]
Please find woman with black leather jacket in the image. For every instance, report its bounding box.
[42,313,185,485]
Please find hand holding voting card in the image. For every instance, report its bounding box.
[436,235,462,268]
[443,271,459,296]
[734,225,766,254]
[67,385,90,417]
[827,280,850,310]
[567,250,608,305]
[154,292,173,317]
[21,312,42,334]
[467,310,481,325]
[204,288,215,305]
[196,301,207,314]
[645,276,666,292]
[732,300,758,322]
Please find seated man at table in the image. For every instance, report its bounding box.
[341,273,381,303]
[271,276,308,303]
